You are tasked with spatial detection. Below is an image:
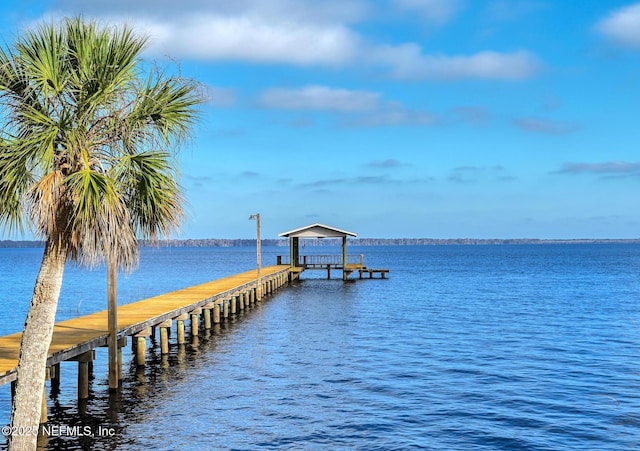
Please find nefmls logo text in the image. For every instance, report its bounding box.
[40,424,116,437]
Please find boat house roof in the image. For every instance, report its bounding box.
[278,223,357,239]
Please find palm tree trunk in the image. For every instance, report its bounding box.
[8,235,68,451]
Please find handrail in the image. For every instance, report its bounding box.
[277,254,364,267]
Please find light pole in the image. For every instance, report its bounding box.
[249,213,262,300]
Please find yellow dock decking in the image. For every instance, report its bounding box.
[0,264,291,386]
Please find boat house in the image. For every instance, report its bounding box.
[278,223,387,280]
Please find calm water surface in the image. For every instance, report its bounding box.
[1,244,640,450]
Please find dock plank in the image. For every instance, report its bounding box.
[0,265,290,385]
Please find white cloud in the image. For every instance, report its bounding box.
[259,86,380,112]
[392,0,462,23]
[47,0,541,81]
[372,44,540,80]
[128,15,361,65]
[595,3,640,48]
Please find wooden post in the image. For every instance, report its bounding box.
[50,363,61,394]
[203,308,212,329]
[176,313,188,344]
[223,300,229,319]
[136,337,146,366]
[214,303,221,323]
[107,257,119,391]
[191,309,201,336]
[74,351,93,400]
[118,337,127,381]
[134,328,151,366]
[230,295,237,315]
[160,327,169,354]
[156,319,171,354]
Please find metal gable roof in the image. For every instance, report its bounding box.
[278,223,357,238]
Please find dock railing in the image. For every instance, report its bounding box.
[277,254,364,268]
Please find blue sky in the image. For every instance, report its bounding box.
[2,0,640,239]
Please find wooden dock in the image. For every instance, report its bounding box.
[0,264,291,395]
[277,254,389,280]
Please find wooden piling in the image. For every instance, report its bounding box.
[213,303,221,323]
[176,313,188,345]
[157,319,171,354]
[136,338,146,366]
[134,328,151,366]
[73,351,93,400]
[50,362,61,394]
[203,308,212,329]
[191,309,201,336]
[118,337,127,381]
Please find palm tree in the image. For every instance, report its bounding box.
[0,17,201,450]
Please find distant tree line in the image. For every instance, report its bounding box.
[2,238,639,249]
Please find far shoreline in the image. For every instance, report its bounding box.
[1,238,640,248]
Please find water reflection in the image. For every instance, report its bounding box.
[6,303,254,451]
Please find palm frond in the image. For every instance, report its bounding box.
[117,151,184,241]
[64,165,138,270]
[0,140,34,232]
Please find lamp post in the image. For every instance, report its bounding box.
[249,213,262,300]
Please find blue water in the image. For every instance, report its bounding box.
[1,244,640,450]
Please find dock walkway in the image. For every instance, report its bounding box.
[0,264,291,387]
